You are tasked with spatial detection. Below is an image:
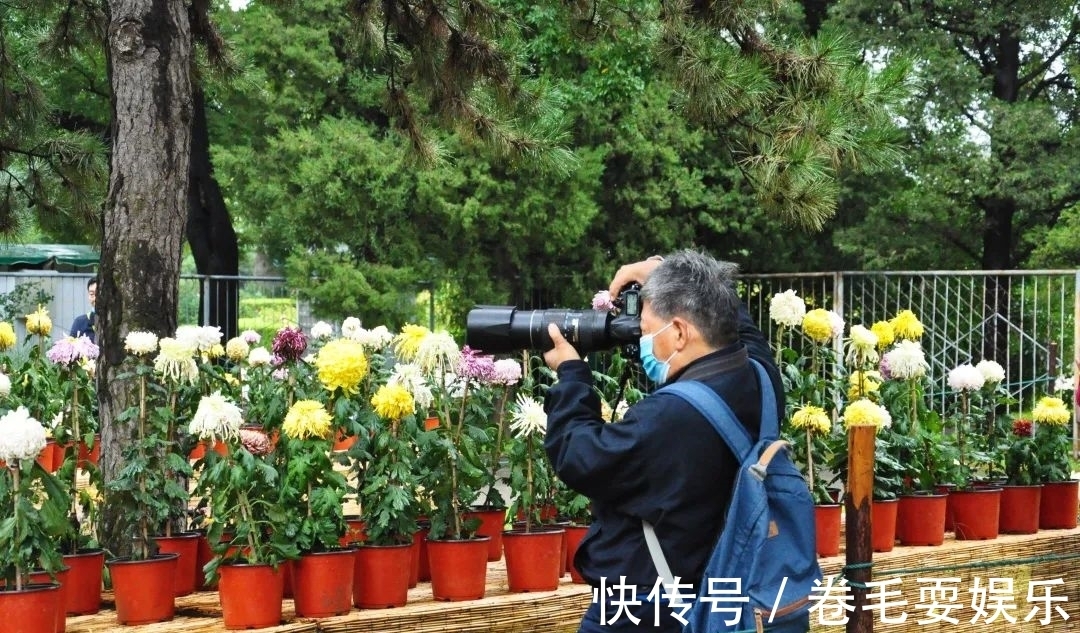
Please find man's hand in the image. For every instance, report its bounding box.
[543,322,581,370]
[607,257,663,297]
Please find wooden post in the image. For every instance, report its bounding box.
[845,425,875,633]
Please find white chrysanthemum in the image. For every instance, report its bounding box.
[124,331,159,356]
[0,406,48,463]
[769,290,806,327]
[248,346,272,366]
[0,372,11,397]
[387,363,433,410]
[491,359,522,385]
[153,337,200,384]
[341,317,363,340]
[509,394,547,438]
[1054,375,1075,393]
[947,364,985,392]
[225,337,250,362]
[845,325,880,367]
[310,321,334,340]
[974,359,1005,385]
[827,310,845,339]
[188,392,244,443]
[175,325,223,353]
[882,340,929,380]
[351,326,395,350]
[614,400,630,421]
[415,331,461,376]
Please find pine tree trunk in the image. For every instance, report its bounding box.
[97,0,193,557]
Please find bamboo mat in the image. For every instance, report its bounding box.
[61,527,1080,633]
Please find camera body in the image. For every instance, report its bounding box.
[465,284,643,356]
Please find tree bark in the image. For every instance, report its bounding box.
[187,83,240,341]
[97,0,193,557]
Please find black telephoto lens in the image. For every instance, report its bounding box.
[466,306,625,354]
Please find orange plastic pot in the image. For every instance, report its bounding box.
[27,568,68,633]
[36,440,59,473]
[896,493,947,546]
[409,524,431,587]
[292,549,355,618]
[0,583,62,633]
[424,416,440,431]
[61,549,103,615]
[503,529,563,592]
[339,517,367,547]
[870,499,898,553]
[951,487,1001,540]
[563,525,590,584]
[813,504,841,557]
[332,430,357,451]
[999,484,1042,534]
[353,543,412,608]
[426,536,490,601]
[153,532,200,596]
[466,507,506,562]
[76,437,100,469]
[281,558,294,599]
[218,563,284,629]
[1039,480,1079,529]
[106,554,179,625]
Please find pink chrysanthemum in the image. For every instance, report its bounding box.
[47,336,99,367]
[457,346,495,381]
[490,359,522,385]
[239,428,273,456]
[592,290,615,312]
[272,326,307,362]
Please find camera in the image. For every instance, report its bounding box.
[465,284,643,355]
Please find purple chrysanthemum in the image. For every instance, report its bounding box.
[272,326,308,362]
[457,345,495,381]
[592,290,615,312]
[47,336,99,368]
[272,367,289,381]
[878,355,892,380]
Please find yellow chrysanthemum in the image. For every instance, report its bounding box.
[0,322,16,350]
[225,337,250,362]
[315,338,369,394]
[847,370,882,400]
[890,310,924,341]
[282,399,333,440]
[26,305,52,336]
[393,324,431,363]
[371,383,415,421]
[1032,396,1071,426]
[790,405,831,435]
[870,321,895,350]
[842,398,891,430]
[206,343,225,360]
[801,309,833,344]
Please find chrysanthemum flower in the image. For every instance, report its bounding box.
[1053,375,1074,393]
[315,338,369,394]
[388,363,434,412]
[0,372,11,397]
[282,400,333,440]
[870,320,895,350]
[371,383,416,421]
[0,406,47,463]
[415,331,461,376]
[240,329,261,345]
[47,336,99,367]
[0,322,16,350]
[351,325,393,350]
[175,325,223,353]
[125,331,159,356]
[1012,419,1032,437]
[846,325,880,367]
[975,359,1006,384]
[393,324,431,362]
[310,321,334,340]
[154,337,200,384]
[248,347,272,366]
[341,317,363,340]
[592,290,615,312]
[890,310,924,341]
[882,340,929,380]
[225,337,250,362]
[26,306,52,337]
[847,370,882,400]
[947,364,985,391]
[769,290,806,328]
[239,428,273,456]
[802,309,834,344]
[457,346,495,382]
[827,311,845,339]
[272,326,308,362]
[509,394,547,438]
[188,392,244,443]
[491,359,522,386]
[842,399,891,430]
[1032,396,1071,426]
[791,405,831,435]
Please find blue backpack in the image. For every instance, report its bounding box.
[644,359,821,633]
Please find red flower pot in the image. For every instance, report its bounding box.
[814,504,841,557]
[61,549,103,615]
[410,524,431,587]
[332,430,357,452]
[1039,480,1079,529]
[999,485,1042,534]
[353,543,413,608]
[896,493,947,546]
[950,487,1001,540]
[466,507,506,562]
[107,553,179,625]
[426,537,490,601]
[339,517,367,547]
[503,529,564,592]
[0,583,62,633]
[292,549,355,618]
[871,499,898,553]
[564,525,590,584]
[76,436,100,468]
[37,440,59,473]
[153,532,200,596]
[218,563,284,629]
[27,568,68,633]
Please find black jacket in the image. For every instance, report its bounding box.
[543,303,783,590]
[70,312,95,343]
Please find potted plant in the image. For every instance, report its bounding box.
[350,381,421,608]
[503,392,563,592]
[552,478,590,584]
[998,418,1042,534]
[944,362,1001,541]
[788,403,840,556]
[1030,395,1077,529]
[0,406,68,633]
[190,391,298,629]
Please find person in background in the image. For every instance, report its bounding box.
[542,250,785,632]
[69,277,97,343]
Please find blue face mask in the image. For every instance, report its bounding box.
[639,322,676,383]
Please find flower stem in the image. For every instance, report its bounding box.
[138,373,149,559]
[71,382,80,528]
[525,435,534,533]
[483,387,511,506]
[238,488,260,564]
[805,426,814,498]
[13,466,22,591]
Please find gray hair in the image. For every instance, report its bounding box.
[640,249,741,347]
